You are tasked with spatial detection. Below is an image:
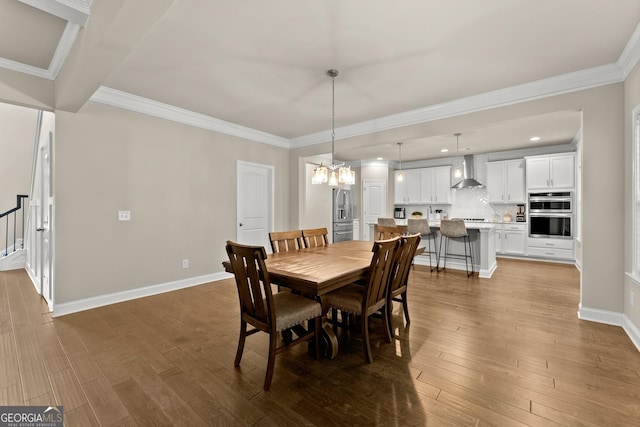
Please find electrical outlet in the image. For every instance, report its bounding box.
[118,210,131,221]
[631,291,636,308]
[182,259,189,269]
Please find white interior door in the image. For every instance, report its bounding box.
[362,180,386,240]
[39,133,52,308]
[237,161,273,248]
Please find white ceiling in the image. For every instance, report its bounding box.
[2,0,639,162]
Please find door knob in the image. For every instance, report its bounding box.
[36,228,44,232]
[239,223,243,227]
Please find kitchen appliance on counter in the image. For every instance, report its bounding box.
[528,192,572,238]
[333,188,354,242]
[516,204,526,222]
[394,207,406,219]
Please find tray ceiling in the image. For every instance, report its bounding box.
[1,1,639,161]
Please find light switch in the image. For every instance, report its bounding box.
[118,211,131,221]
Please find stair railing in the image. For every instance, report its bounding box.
[1,194,29,256]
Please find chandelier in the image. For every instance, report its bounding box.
[311,69,355,186]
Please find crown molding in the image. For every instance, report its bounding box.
[19,0,91,26]
[48,22,80,79]
[0,0,89,80]
[90,86,290,148]
[90,23,640,150]
[289,63,625,149]
[0,57,53,79]
[0,21,77,80]
[619,23,640,78]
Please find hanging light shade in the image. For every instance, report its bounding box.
[454,133,463,179]
[311,163,328,184]
[396,142,405,182]
[311,69,355,186]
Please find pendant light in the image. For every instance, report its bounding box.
[396,142,405,182]
[311,69,355,186]
[454,133,463,179]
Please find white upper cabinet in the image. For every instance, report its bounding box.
[394,169,421,204]
[486,159,525,203]
[421,166,451,204]
[394,166,451,204]
[526,153,575,190]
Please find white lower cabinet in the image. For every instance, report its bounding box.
[527,237,574,260]
[496,223,526,255]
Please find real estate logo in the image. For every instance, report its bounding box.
[0,406,63,427]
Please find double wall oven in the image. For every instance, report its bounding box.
[528,191,573,239]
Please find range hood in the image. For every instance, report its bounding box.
[452,155,484,189]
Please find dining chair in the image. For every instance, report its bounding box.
[302,227,329,248]
[323,237,400,363]
[374,224,407,240]
[269,230,305,253]
[407,218,435,271]
[225,241,322,390]
[438,218,474,276]
[387,233,421,333]
[377,217,397,227]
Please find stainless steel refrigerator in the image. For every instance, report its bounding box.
[332,188,354,242]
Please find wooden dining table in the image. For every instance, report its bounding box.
[223,239,425,359]
[223,240,376,358]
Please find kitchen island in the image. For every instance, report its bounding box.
[367,220,497,278]
[422,221,497,278]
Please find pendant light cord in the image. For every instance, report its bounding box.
[329,69,338,166]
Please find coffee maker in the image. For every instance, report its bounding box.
[516,204,526,222]
[394,207,406,219]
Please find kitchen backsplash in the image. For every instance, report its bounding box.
[401,187,521,222]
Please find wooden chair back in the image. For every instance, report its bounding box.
[374,224,407,240]
[363,237,401,316]
[225,241,274,333]
[269,230,304,253]
[302,227,329,248]
[225,240,322,390]
[389,233,421,295]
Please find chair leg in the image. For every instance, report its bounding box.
[332,308,339,333]
[427,236,433,272]
[401,292,410,324]
[264,331,278,391]
[314,317,321,360]
[386,298,394,338]
[468,236,474,276]
[437,235,444,272]
[362,315,373,363]
[234,320,247,367]
[463,236,470,276]
[382,304,392,344]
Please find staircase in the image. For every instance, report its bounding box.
[0,194,29,271]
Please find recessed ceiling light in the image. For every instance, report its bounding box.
[441,148,449,153]
[376,157,383,160]
[530,136,541,142]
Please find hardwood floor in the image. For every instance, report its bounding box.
[1,259,639,426]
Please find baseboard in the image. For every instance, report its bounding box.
[53,272,233,317]
[577,304,640,352]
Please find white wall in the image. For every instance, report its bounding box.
[624,62,640,335]
[54,101,291,305]
[0,103,38,212]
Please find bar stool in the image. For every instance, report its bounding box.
[407,218,436,271]
[437,219,474,277]
[377,217,397,227]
